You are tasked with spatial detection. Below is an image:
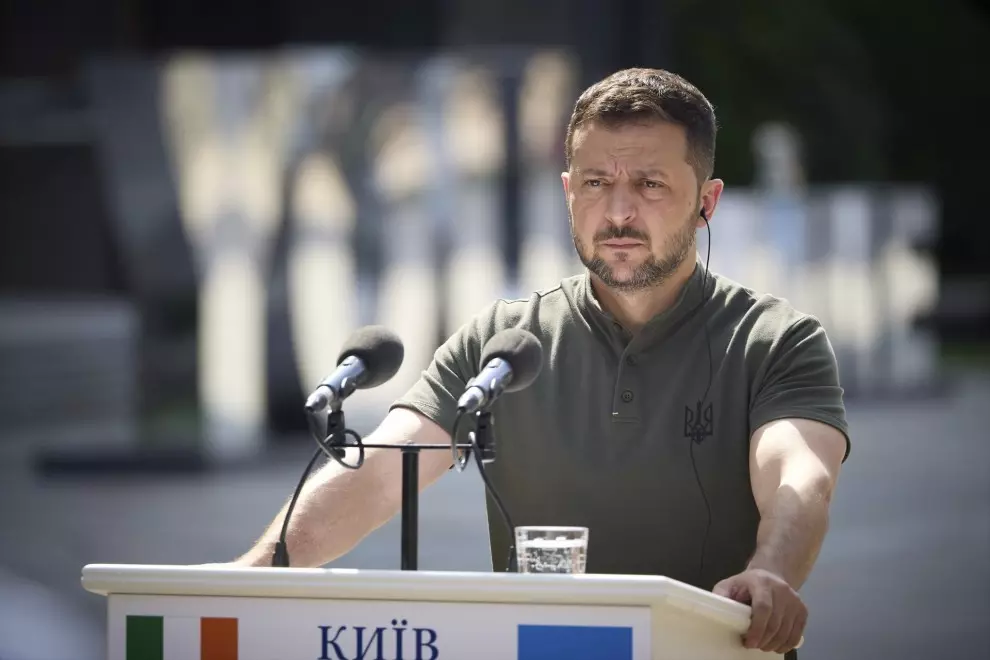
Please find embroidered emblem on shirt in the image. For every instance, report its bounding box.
[684,401,714,444]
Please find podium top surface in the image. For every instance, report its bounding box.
[81,564,752,635]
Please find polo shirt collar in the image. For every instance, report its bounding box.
[577,255,708,348]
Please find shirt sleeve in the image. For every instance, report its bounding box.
[749,314,852,462]
[389,305,494,436]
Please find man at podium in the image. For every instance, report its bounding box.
[233,68,850,657]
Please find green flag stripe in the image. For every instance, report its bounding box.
[126,615,164,660]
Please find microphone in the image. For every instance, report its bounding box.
[272,326,405,568]
[304,326,405,413]
[457,328,544,414]
[451,328,543,574]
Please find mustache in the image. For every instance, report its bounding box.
[594,226,650,243]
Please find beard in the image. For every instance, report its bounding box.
[571,205,698,292]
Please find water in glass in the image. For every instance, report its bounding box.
[515,526,588,574]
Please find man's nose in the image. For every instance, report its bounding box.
[604,186,635,226]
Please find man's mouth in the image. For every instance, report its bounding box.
[602,241,644,249]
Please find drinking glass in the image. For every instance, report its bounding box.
[514,526,588,574]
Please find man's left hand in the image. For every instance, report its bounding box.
[712,568,807,654]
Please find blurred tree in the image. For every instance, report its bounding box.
[666,0,990,277]
[667,0,887,183]
[824,0,990,277]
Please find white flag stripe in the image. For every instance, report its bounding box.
[163,615,199,660]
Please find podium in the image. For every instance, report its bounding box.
[82,564,784,659]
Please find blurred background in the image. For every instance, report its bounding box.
[1,0,988,658]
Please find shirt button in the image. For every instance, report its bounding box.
[612,322,623,332]
[625,355,637,366]
[621,390,634,403]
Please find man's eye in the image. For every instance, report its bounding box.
[643,180,664,189]
[585,179,602,187]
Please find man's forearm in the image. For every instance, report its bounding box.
[234,408,454,568]
[747,480,832,589]
[237,449,399,567]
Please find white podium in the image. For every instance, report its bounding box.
[82,564,782,659]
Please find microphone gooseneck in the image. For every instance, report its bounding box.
[451,327,545,573]
[272,326,406,568]
[274,325,544,574]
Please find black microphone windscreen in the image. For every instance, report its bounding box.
[337,326,405,388]
[479,328,544,392]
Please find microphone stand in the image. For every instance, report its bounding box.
[298,405,490,572]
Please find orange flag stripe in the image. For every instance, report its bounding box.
[201,617,237,660]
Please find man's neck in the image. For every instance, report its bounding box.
[590,258,698,334]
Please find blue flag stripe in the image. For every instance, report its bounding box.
[517,624,633,660]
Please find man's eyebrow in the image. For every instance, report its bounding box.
[576,167,670,177]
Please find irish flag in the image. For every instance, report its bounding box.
[126,615,237,660]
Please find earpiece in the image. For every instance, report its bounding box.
[692,201,713,586]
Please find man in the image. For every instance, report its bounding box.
[234,68,850,656]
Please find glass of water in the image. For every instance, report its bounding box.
[515,526,589,574]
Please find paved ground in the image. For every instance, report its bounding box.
[1,369,988,660]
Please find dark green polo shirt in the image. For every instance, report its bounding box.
[391,258,850,590]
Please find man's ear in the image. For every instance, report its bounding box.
[697,177,724,228]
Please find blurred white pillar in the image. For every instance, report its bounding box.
[696,189,757,286]
[751,122,808,306]
[882,188,940,391]
[442,64,507,330]
[288,154,359,399]
[162,55,289,460]
[827,188,882,395]
[369,97,442,409]
[518,51,582,294]
[280,51,361,407]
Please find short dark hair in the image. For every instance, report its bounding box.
[564,68,717,182]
